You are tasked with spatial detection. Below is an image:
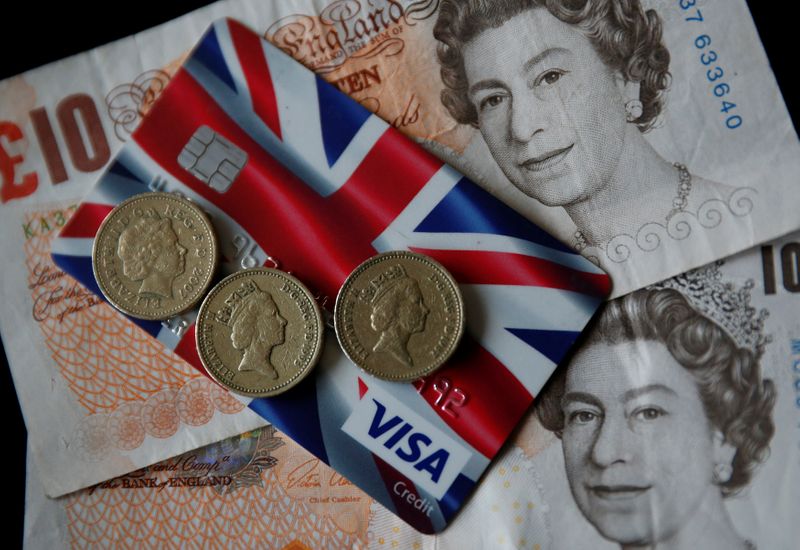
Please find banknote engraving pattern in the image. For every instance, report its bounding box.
[582,188,758,265]
[105,69,171,141]
[61,428,371,548]
[24,209,245,458]
[176,377,217,426]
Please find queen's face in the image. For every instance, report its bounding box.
[266,309,288,346]
[462,8,629,207]
[398,285,429,334]
[231,304,287,349]
[560,339,717,546]
[158,235,187,276]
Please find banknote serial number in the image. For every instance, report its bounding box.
[678,0,743,130]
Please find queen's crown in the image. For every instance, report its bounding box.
[650,261,771,357]
[359,265,408,304]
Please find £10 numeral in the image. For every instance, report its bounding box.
[1,93,111,203]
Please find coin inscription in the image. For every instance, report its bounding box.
[334,251,465,381]
[196,268,324,397]
[92,192,218,320]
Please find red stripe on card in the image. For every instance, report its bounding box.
[358,377,369,400]
[133,69,438,300]
[227,19,282,139]
[415,336,531,458]
[59,203,114,239]
[329,129,441,241]
[409,247,612,297]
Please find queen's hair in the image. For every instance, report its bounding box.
[434,0,671,132]
[370,278,421,332]
[230,291,281,347]
[536,288,776,496]
[117,218,178,279]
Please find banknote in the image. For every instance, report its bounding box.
[0,0,315,497]
[252,0,800,297]
[374,230,800,549]
[23,426,375,549]
[23,231,800,548]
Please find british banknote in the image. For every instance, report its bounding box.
[23,231,800,549]
[252,0,800,297]
[23,425,378,548]
[0,0,296,497]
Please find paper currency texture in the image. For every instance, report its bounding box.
[0,0,310,497]
[393,231,797,549]
[256,0,800,297]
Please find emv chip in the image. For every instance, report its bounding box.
[178,126,247,192]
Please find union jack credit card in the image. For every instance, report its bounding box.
[52,19,611,532]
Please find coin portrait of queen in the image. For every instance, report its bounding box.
[369,270,430,367]
[536,269,775,549]
[433,0,738,252]
[117,217,187,298]
[229,288,287,380]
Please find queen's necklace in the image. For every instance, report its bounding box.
[573,162,692,252]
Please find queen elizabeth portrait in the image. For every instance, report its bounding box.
[369,271,430,368]
[117,217,187,298]
[434,0,739,253]
[230,288,287,380]
[536,264,775,549]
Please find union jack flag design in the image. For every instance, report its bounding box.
[52,19,611,532]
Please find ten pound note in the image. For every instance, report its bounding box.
[0,0,298,497]
[100,0,790,298]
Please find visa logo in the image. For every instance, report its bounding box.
[368,400,450,482]
[342,382,471,501]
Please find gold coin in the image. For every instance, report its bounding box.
[334,251,465,381]
[92,192,219,320]
[196,268,324,397]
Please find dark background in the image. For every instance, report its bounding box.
[0,1,796,546]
